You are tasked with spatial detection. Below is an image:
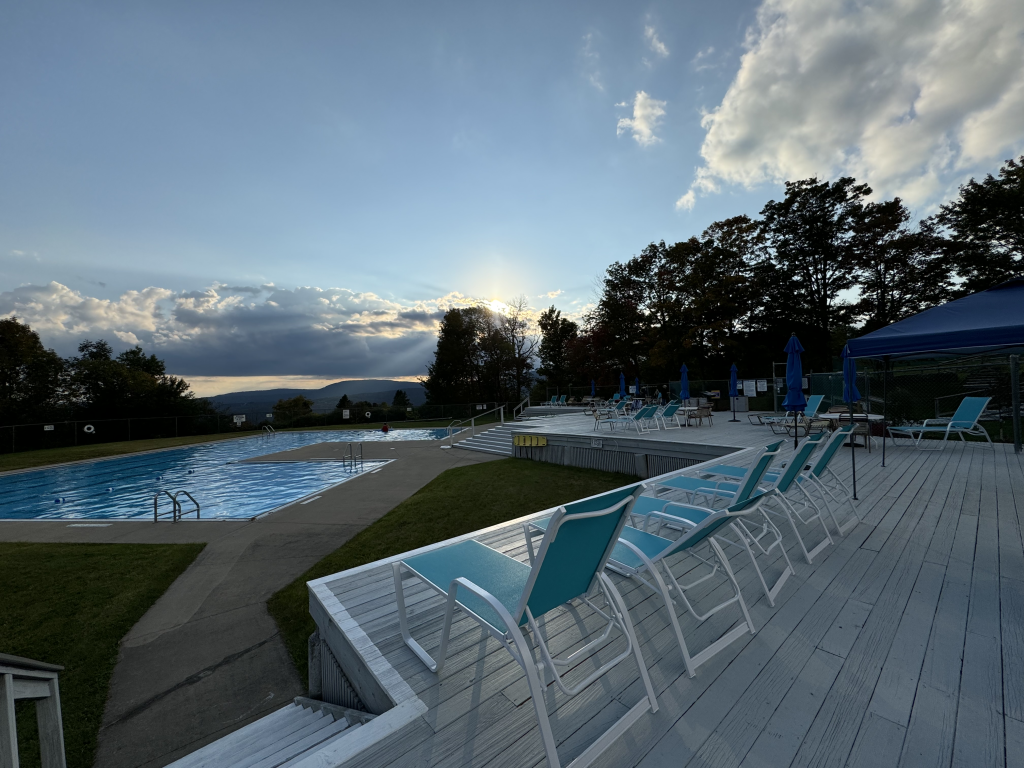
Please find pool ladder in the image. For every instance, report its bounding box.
[342,443,364,471]
[153,490,201,522]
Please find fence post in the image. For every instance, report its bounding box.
[1011,354,1021,454]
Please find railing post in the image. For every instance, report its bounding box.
[500,406,504,424]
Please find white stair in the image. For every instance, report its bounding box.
[453,423,536,456]
[166,699,372,768]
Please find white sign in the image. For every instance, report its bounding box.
[802,377,809,390]
[775,378,785,388]
[628,386,636,394]
[266,413,273,418]
[757,379,767,393]
[476,404,485,410]
[407,407,413,412]
[233,414,246,425]
[591,438,603,448]
[743,381,757,398]
[44,425,54,431]
[342,409,350,419]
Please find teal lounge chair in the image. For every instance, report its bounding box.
[702,425,860,536]
[394,485,658,768]
[649,442,795,606]
[548,396,558,406]
[763,394,823,427]
[656,402,683,430]
[525,492,765,679]
[556,394,567,407]
[888,396,994,450]
[610,405,658,433]
[700,432,834,564]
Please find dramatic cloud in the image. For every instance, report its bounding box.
[678,0,1024,209]
[617,91,667,147]
[644,26,669,58]
[0,282,488,377]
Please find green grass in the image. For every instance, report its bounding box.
[0,543,205,768]
[267,459,635,681]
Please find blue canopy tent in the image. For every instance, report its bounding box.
[846,277,1024,457]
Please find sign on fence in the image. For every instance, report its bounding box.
[44,425,54,431]
[342,410,350,419]
[743,381,757,397]
[233,415,246,425]
[757,379,767,392]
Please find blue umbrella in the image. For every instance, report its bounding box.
[728,364,740,422]
[842,344,860,499]
[619,372,626,398]
[591,379,596,397]
[783,333,807,449]
[680,364,690,403]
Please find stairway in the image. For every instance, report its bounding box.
[453,423,532,456]
[166,698,371,768]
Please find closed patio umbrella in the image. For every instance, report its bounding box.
[635,377,641,400]
[619,372,626,398]
[591,379,596,397]
[842,344,860,499]
[783,333,807,451]
[729,364,740,422]
[680,364,690,404]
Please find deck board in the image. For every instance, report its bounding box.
[305,418,1021,768]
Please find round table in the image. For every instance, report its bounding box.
[820,412,885,449]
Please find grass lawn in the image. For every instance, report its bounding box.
[0,543,205,768]
[267,458,635,682]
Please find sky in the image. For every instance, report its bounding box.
[2,0,1022,395]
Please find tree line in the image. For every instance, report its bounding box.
[0,317,212,425]
[423,155,1023,400]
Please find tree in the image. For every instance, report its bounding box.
[536,305,579,391]
[335,394,351,410]
[391,389,411,408]
[760,177,869,368]
[931,155,1024,294]
[273,395,314,422]
[497,296,537,401]
[0,317,66,424]
[422,307,488,404]
[851,198,950,333]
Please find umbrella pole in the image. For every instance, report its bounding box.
[882,358,888,467]
[730,395,739,422]
[849,399,858,499]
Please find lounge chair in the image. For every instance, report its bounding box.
[394,485,658,768]
[656,403,683,430]
[525,493,763,680]
[700,432,834,564]
[887,396,994,450]
[763,394,823,430]
[610,405,658,433]
[649,442,794,606]
[701,425,859,537]
[556,394,567,407]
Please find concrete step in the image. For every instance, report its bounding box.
[167,702,367,768]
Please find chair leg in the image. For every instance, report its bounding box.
[773,492,832,564]
[507,624,562,768]
[600,573,658,710]
[393,563,459,674]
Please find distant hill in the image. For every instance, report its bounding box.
[207,379,426,414]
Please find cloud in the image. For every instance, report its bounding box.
[692,46,715,71]
[539,289,564,299]
[617,91,668,147]
[7,249,40,261]
[675,190,696,211]
[679,0,1024,209]
[0,282,534,378]
[580,32,604,92]
[645,26,669,58]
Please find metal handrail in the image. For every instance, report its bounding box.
[262,425,276,434]
[447,404,506,446]
[512,397,530,421]
[154,490,180,522]
[172,490,201,520]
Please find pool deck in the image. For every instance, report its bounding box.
[308,415,1024,768]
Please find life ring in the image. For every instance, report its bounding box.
[83,424,95,434]
[365,411,371,419]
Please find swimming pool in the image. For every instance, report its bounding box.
[0,428,455,521]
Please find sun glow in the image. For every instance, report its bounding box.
[487,299,510,314]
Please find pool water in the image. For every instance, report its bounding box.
[0,428,455,521]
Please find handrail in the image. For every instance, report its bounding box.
[262,425,276,434]
[172,490,201,520]
[513,396,530,421]
[154,490,180,523]
[447,404,506,446]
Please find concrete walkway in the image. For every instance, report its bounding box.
[0,434,502,768]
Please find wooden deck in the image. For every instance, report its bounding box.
[307,427,1024,768]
